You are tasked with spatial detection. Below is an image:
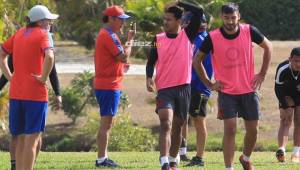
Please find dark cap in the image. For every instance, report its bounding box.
[291,47,300,57]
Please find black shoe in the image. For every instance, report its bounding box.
[95,158,119,168]
[161,163,170,170]
[276,149,285,162]
[11,160,16,170]
[180,154,190,162]
[185,156,204,167]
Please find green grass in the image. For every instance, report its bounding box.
[187,130,294,152]
[0,151,299,170]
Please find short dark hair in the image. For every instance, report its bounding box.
[102,16,109,23]
[165,6,183,20]
[221,2,239,14]
[25,16,38,27]
[291,47,300,57]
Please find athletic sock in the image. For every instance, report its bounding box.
[179,147,187,155]
[242,154,250,162]
[168,156,176,163]
[160,156,169,166]
[96,157,107,164]
[179,137,187,155]
[293,146,300,156]
[226,167,234,170]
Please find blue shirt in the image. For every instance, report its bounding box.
[48,32,54,48]
[191,31,213,97]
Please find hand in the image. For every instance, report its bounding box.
[31,74,47,84]
[7,75,12,81]
[146,78,155,92]
[53,95,62,110]
[252,73,266,90]
[210,81,223,91]
[127,22,136,40]
[285,96,295,107]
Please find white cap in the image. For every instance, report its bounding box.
[28,5,59,23]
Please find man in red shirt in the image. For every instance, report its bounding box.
[94,5,135,168]
[0,5,58,170]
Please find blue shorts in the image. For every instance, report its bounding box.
[94,90,121,117]
[9,99,48,136]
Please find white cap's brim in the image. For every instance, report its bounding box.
[118,14,130,19]
[46,14,59,20]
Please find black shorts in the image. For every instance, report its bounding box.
[156,84,191,119]
[217,92,260,120]
[189,90,209,118]
[279,95,300,109]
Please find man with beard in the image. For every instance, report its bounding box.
[146,1,203,169]
[193,2,272,170]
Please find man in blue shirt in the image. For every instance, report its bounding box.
[181,14,213,167]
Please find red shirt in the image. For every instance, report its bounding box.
[1,27,52,101]
[93,28,124,90]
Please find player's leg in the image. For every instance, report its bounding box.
[95,90,121,168]
[291,106,300,162]
[277,108,293,162]
[187,93,208,167]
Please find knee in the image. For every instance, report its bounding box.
[160,120,172,132]
[100,122,113,132]
[194,120,206,133]
[198,128,207,137]
[24,141,37,152]
[281,117,293,127]
[246,126,258,136]
[224,126,237,136]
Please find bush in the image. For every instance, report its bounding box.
[109,113,157,152]
[239,0,300,40]
[45,135,76,152]
[0,90,9,132]
[49,71,97,123]
[42,112,157,152]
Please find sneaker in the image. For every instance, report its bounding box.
[11,160,16,170]
[10,164,16,170]
[161,163,170,170]
[180,154,190,162]
[239,155,254,170]
[169,162,179,170]
[291,153,300,163]
[185,156,204,166]
[276,149,285,162]
[95,158,119,168]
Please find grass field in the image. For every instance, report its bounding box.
[1,41,300,169]
[0,151,299,170]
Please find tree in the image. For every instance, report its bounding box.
[49,71,132,124]
[239,0,300,40]
[54,0,125,49]
[0,90,9,132]
[0,0,56,42]
[49,71,97,124]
